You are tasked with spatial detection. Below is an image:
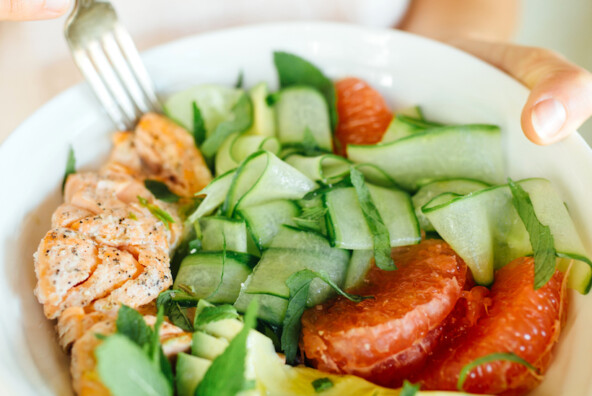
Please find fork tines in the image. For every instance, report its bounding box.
[65,1,160,131]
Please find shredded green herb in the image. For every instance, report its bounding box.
[128,212,138,220]
[137,196,175,230]
[62,146,76,193]
[508,178,557,289]
[235,70,244,89]
[311,377,334,393]
[195,299,259,396]
[457,352,538,391]
[192,101,207,147]
[400,380,420,396]
[350,168,395,270]
[200,93,253,158]
[144,179,180,203]
[281,269,372,364]
[195,305,239,327]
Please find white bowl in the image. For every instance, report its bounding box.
[1,22,591,396]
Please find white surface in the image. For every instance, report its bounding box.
[0,22,591,395]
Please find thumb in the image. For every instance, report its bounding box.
[0,0,70,21]
[450,39,592,145]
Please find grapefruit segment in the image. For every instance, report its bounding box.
[334,77,393,155]
[416,257,567,395]
[300,240,467,387]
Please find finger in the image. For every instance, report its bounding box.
[0,0,70,21]
[450,39,592,145]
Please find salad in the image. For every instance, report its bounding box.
[32,51,591,396]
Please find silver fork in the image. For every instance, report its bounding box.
[64,0,161,130]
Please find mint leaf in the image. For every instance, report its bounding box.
[96,334,172,396]
[312,377,333,393]
[200,93,253,158]
[137,196,175,230]
[195,299,259,396]
[62,146,76,193]
[457,352,538,391]
[144,180,180,203]
[508,179,557,289]
[281,269,371,364]
[273,51,338,130]
[400,380,420,396]
[192,101,207,147]
[195,305,239,327]
[116,305,152,347]
[350,168,395,270]
[156,290,197,332]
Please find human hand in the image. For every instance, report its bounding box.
[451,39,592,145]
[1,0,70,21]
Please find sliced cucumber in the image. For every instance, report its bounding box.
[175,353,211,396]
[198,216,248,253]
[396,105,424,120]
[234,247,349,324]
[324,185,420,250]
[348,124,504,191]
[275,86,333,152]
[285,154,351,183]
[381,115,431,143]
[355,163,399,188]
[268,225,331,254]
[163,84,242,135]
[194,299,244,341]
[191,331,229,360]
[188,170,235,223]
[173,252,256,303]
[412,178,490,231]
[344,250,374,290]
[423,178,592,292]
[215,132,281,175]
[245,82,276,137]
[237,200,300,250]
[224,150,316,216]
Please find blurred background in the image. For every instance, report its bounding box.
[0,0,590,144]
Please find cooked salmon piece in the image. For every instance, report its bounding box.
[34,112,212,362]
[135,113,212,197]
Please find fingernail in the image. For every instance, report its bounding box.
[531,98,567,141]
[44,0,68,12]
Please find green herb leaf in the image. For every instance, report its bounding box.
[200,93,253,158]
[302,176,352,201]
[266,92,281,106]
[62,146,76,193]
[350,168,395,270]
[147,306,173,387]
[156,290,198,332]
[96,334,173,396]
[312,377,334,393]
[400,380,420,396]
[137,196,175,230]
[273,51,338,130]
[302,126,321,156]
[508,179,557,289]
[293,205,327,232]
[192,101,207,147]
[195,299,259,396]
[144,180,180,203]
[457,352,538,391]
[116,304,152,347]
[195,305,239,327]
[235,70,244,89]
[128,212,138,220]
[281,269,371,364]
